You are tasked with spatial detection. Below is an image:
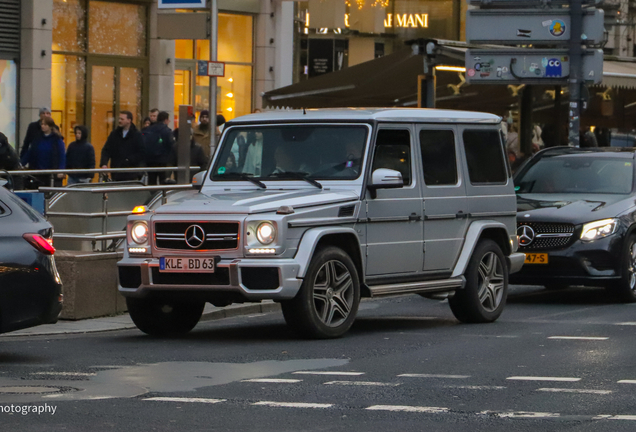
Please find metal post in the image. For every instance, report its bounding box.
[209,0,218,157]
[101,192,108,251]
[554,85,563,147]
[568,0,583,147]
[177,105,192,184]
[520,85,534,155]
[426,67,436,109]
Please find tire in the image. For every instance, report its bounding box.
[449,239,508,323]
[608,234,636,303]
[126,297,205,336]
[544,283,569,291]
[281,246,360,339]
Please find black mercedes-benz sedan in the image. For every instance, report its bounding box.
[511,147,636,301]
[0,182,62,333]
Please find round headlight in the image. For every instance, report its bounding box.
[131,222,149,244]
[256,222,276,245]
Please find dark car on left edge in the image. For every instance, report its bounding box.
[0,181,62,333]
[510,147,636,301]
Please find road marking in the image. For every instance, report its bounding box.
[398,374,470,379]
[537,388,612,395]
[293,371,364,376]
[507,376,581,382]
[31,372,96,377]
[595,415,636,420]
[253,401,332,409]
[548,336,609,341]
[481,410,560,419]
[242,379,302,383]
[444,385,506,390]
[324,381,400,387]
[616,322,636,326]
[366,405,449,413]
[143,397,226,404]
[617,380,636,384]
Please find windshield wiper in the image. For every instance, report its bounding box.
[270,171,323,189]
[218,172,267,189]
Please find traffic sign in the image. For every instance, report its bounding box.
[158,0,206,8]
[465,49,603,85]
[467,9,604,44]
[198,60,225,77]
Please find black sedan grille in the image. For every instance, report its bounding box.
[154,222,239,251]
[518,222,575,251]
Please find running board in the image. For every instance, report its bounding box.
[368,277,465,297]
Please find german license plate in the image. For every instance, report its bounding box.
[159,257,216,273]
[524,253,548,264]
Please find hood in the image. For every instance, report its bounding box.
[154,188,360,215]
[74,125,89,142]
[517,193,634,225]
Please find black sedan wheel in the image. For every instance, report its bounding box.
[126,298,205,336]
[449,240,508,323]
[281,246,360,339]
[612,235,636,303]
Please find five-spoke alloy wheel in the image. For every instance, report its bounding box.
[449,239,508,323]
[609,234,636,302]
[282,246,360,339]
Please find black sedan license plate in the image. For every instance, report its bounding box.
[159,257,215,273]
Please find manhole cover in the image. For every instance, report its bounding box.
[0,386,62,394]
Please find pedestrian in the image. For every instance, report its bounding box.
[0,132,22,189]
[20,107,51,158]
[142,110,175,185]
[580,126,598,148]
[66,125,95,185]
[149,108,159,125]
[168,128,209,176]
[216,114,226,144]
[506,123,520,158]
[20,117,66,187]
[141,117,152,130]
[193,110,212,159]
[100,111,145,181]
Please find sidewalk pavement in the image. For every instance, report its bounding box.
[0,302,281,338]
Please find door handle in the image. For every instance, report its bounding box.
[456,211,469,219]
[409,213,422,222]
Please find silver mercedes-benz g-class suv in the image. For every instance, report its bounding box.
[118,108,524,338]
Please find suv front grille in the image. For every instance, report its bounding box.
[517,222,575,251]
[154,222,239,251]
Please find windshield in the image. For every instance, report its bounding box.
[515,155,634,194]
[211,125,368,181]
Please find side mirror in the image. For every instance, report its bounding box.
[367,168,403,199]
[192,170,207,190]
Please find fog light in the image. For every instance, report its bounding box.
[249,248,276,254]
[128,247,148,254]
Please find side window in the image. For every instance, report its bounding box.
[371,129,412,185]
[463,129,508,184]
[419,129,458,186]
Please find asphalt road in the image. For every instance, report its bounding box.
[1,285,636,432]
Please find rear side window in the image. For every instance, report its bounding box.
[463,129,507,184]
[419,130,458,186]
[372,129,412,185]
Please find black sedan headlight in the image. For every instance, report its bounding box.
[581,218,618,242]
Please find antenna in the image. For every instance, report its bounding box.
[303,107,306,115]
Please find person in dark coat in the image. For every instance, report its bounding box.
[20,107,51,158]
[20,117,66,187]
[0,133,21,190]
[66,125,96,184]
[100,111,145,182]
[143,111,175,185]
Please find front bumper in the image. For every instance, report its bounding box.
[507,253,525,274]
[118,255,303,301]
[509,233,624,287]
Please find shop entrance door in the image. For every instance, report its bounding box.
[86,60,146,165]
[174,62,195,127]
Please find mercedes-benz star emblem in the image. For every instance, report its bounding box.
[517,225,536,246]
[185,224,205,249]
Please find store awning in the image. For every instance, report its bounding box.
[602,60,636,90]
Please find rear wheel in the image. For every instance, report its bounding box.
[449,239,508,323]
[608,234,636,303]
[281,246,360,339]
[126,297,204,336]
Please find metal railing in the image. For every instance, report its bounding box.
[4,167,202,251]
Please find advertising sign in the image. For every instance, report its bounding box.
[465,49,603,85]
[467,9,604,44]
[158,0,206,9]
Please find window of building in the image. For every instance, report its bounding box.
[53,0,86,52]
[88,1,147,57]
[0,60,17,147]
[463,129,508,184]
[419,129,457,186]
[372,129,412,185]
[51,55,86,141]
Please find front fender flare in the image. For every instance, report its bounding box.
[295,227,362,278]
[451,220,510,278]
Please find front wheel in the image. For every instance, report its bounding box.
[281,246,360,339]
[126,297,205,336]
[608,234,636,303]
[449,239,508,323]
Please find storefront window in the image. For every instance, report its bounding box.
[0,60,17,147]
[53,0,87,52]
[176,40,194,59]
[219,14,253,63]
[88,1,147,57]
[219,65,252,119]
[51,55,86,142]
